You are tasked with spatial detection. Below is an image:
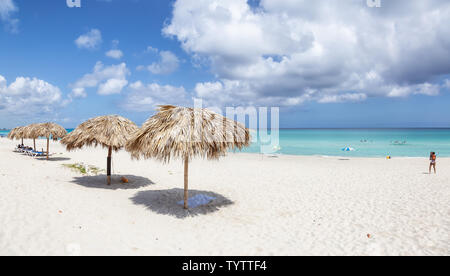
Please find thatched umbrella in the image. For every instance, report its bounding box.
[8,126,26,145]
[60,115,139,185]
[30,123,67,160]
[125,105,251,209]
[23,123,42,151]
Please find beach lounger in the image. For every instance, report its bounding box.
[22,149,35,156]
[32,151,52,157]
[31,151,53,158]
[31,151,46,157]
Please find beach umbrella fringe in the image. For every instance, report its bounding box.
[60,115,139,185]
[125,105,251,209]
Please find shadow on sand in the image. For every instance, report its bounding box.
[130,188,234,219]
[70,175,154,190]
[35,157,71,162]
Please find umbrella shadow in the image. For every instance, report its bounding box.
[70,175,154,190]
[130,188,234,219]
[35,157,71,161]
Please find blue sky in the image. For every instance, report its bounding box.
[1,0,450,129]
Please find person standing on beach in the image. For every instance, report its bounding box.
[429,152,437,174]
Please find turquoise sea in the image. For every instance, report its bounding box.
[244,129,450,158]
[2,129,450,157]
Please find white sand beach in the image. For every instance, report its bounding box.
[0,138,449,256]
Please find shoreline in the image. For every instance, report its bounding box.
[236,152,437,159]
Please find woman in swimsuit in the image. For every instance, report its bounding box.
[429,152,437,174]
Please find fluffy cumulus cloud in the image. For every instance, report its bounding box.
[138,48,180,75]
[0,0,19,33]
[70,62,129,97]
[123,81,190,111]
[75,29,102,49]
[0,75,62,116]
[106,49,123,59]
[164,0,450,106]
[105,40,123,59]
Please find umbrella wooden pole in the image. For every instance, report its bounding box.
[107,146,112,185]
[33,139,36,151]
[21,138,23,145]
[184,156,189,209]
[46,138,49,160]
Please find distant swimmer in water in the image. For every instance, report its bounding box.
[429,152,437,174]
[392,140,407,145]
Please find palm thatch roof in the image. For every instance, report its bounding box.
[7,126,25,140]
[61,115,139,151]
[125,105,251,162]
[21,123,42,139]
[29,123,67,140]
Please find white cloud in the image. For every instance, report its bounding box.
[0,0,19,33]
[444,79,450,89]
[106,49,123,59]
[123,81,190,111]
[387,83,440,98]
[136,65,146,71]
[0,0,16,18]
[0,75,62,116]
[105,40,123,59]
[195,80,314,106]
[98,78,128,95]
[75,29,102,49]
[145,46,159,53]
[164,0,450,106]
[138,50,180,75]
[71,62,129,96]
[318,93,367,104]
[70,87,87,98]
